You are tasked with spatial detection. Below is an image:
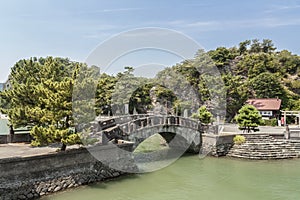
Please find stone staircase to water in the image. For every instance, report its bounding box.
[289,140,300,152]
[227,134,300,159]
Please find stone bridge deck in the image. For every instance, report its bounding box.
[90,115,202,153]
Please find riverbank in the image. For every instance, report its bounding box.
[0,143,136,200]
[41,155,300,200]
[2,132,300,199]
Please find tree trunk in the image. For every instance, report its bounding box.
[61,143,66,151]
[61,115,70,151]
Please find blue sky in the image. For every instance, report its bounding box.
[1,0,300,81]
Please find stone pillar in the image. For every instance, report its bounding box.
[168,117,171,125]
[124,104,129,115]
[184,109,188,118]
[285,125,290,139]
[102,132,109,145]
[159,117,163,125]
[284,111,287,126]
[8,125,14,143]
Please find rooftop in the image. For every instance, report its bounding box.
[246,98,282,111]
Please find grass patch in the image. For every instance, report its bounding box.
[134,134,169,153]
[233,135,246,145]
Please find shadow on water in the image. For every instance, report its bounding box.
[41,174,141,199]
[87,174,141,189]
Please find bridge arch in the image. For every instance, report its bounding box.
[93,115,202,153]
[125,125,201,153]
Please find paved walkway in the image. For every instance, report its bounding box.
[0,143,81,159]
[221,124,287,134]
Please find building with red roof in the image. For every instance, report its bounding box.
[246,98,282,119]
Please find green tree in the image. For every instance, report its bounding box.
[261,39,276,53]
[249,72,285,99]
[192,105,213,124]
[277,50,300,75]
[129,83,154,114]
[235,53,281,78]
[95,73,117,115]
[1,57,93,150]
[235,105,263,133]
[112,67,150,114]
[238,40,251,54]
[223,74,249,122]
[208,47,238,73]
[249,39,261,53]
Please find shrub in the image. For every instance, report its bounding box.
[263,118,277,126]
[233,135,246,145]
[235,105,263,132]
[191,105,213,124]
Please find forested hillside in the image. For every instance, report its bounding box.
[1,39,299,148]
[164,39,300,121]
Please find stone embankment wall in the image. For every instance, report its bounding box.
[0,133,32,144]
[202,134,234,157]
[0,144,136,200]
[227,134,300,159]
[202,133,300,159]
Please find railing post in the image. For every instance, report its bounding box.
[127,122,131,134]
[141,119,144,128]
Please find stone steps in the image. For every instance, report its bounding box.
[227,134,300,160]
[229,154,297,160]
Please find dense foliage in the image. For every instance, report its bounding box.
[191,106,213,124]
[233,135,246,145]
[1,39,300,148]
[158,39,300,121]
[235,105,263,132]
[0,57,97,150]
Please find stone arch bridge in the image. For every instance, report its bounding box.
[90,114,202,153]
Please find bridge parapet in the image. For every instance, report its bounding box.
[92,115,199,142]
[118,115,200,135]
[92,114,151,132]
[89,115,202,153]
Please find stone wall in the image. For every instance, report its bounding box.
[0,144,136,200]
[202,134,234,157]
[0,135,7,143]
[0,133,32,144]
[227,134,300,159]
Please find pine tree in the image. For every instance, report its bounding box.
[192,106,213,124]
[235,105,263,133]
[1,57,98,150]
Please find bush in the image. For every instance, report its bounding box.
[233,135,246,145]
[235,105,263,133]
[263,119,277,126]
[191,105,213,124]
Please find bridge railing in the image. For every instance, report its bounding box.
[118,115,200,134]
[92,115,201,143]
[92,114,150,132]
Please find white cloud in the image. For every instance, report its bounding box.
[77,7,143,15]
[185,21,219,28]
[101,8,142,12]
[265,4,300,13]
[160,17,300,32]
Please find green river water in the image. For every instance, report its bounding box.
[42,155,300,200]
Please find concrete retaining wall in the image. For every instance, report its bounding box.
[0,144,136,200]
[0,133,32,144]
[202,134,234,157]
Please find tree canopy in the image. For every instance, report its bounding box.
[191,106,213,124]
[235,105,263,133]
[0,57,97,150]
[1,38,300,149]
